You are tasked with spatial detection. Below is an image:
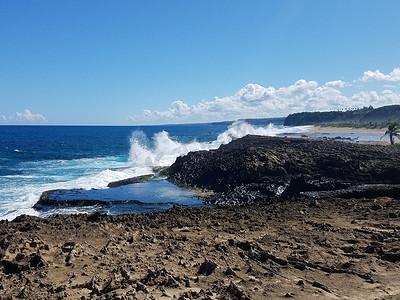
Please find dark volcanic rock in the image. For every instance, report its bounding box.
[168,135,400,205]
[107,174,154,188]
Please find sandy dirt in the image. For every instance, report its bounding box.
[1,197,399,299]
[308,126,386,134]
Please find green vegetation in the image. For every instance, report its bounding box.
[319,122,382,129]
[284,105,400,127]
[382,121,400,145]
[387,143,400,150]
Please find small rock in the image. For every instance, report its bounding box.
[198,260,217,276]
[55,285,66,293]
[309,200,320,208]
[236,241,251,251]
[87,212,102,222]
[341,261,354,269]
[62,241,76,253]
[224,267,236,276]
[2,260,26,274]
[15,253,25,262]
[371,204,383,211]
[296,280,304,286]
[312,281,331,293]
[29,253,46,268]
[226,282,250,300]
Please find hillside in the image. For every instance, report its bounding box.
[284,105,400,126]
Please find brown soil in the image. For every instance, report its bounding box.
[1,197,400,299]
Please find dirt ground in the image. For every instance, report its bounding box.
[1,196,400,300]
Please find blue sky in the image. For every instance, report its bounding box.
[1,0,400,125]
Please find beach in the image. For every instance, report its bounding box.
[298,126,390,145]
[310,126,386,134]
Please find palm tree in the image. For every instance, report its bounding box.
[382,121,400,145]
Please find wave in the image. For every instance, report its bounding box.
[127,121,310,172]
[0,121,310,220]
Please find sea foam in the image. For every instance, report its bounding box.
[0,121,310,220]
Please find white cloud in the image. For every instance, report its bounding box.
[129,68,400,125]
[0,109,47,124]
[360,67,400,82]
[324,80,345,88]
[383,84,397,89]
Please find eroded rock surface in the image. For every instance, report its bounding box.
[1,197,400,299]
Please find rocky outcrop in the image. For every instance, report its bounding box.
[107,174,154,188]
[168,135,400,205]
[1,197,400,299]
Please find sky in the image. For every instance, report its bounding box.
[1,0,400,125]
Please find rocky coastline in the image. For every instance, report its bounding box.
[168,135,400,206]
[1,135,400,299]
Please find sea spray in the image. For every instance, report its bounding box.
[0,122,311,220]
[126,121,306,172]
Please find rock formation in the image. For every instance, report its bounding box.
[168,135,400,205]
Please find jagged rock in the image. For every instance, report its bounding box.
[2,260,28,274]
[198,260,217,276]
[168,135,400,205]
[29,253,46,268]
[224,267,236,276]
[226,282,251,300]
[62,241,76,253]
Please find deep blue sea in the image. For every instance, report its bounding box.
[0,121,385,220]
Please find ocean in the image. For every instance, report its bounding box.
[0,121,385,220]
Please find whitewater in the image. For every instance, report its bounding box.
[0,121,311,220]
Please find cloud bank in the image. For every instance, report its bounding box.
[360,68,400,82]
[129,67,400,125]
[0,109,47,124]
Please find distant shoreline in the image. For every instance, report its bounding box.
[309,125,385,134]
[298,125,390,145]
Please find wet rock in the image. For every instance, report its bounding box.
[107,174,154,188]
